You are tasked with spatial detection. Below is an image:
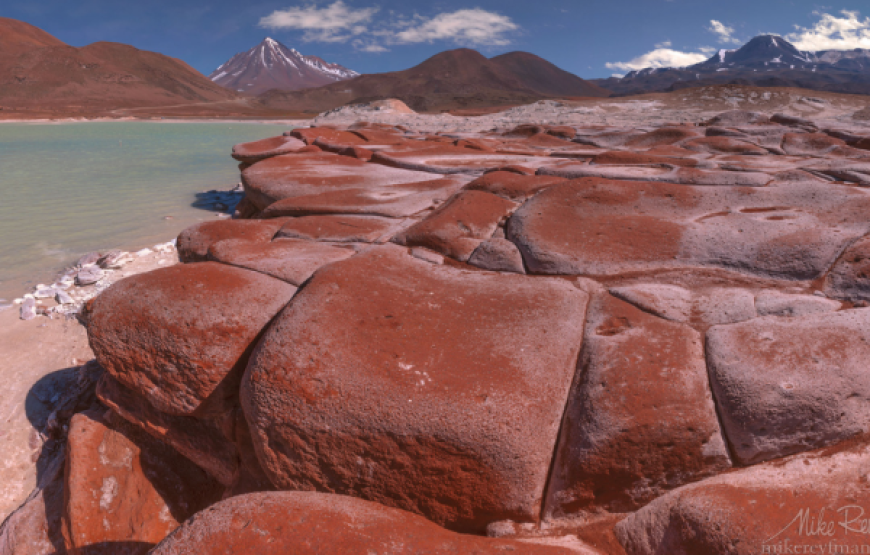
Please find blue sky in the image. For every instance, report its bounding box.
[5,1,870,78]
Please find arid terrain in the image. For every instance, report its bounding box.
[2,87,870,554]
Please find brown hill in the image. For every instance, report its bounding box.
[257,48,610,114]
[0,17,238,116]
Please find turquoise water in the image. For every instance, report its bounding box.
[0,122,291,301]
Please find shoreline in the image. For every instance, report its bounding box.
[0,117,312,125]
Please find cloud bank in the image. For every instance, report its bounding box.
[786,10,870,51]
[259,2,519,52]
[709,20,740,45]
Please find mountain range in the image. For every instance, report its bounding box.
[255,48,610,114]
[593,35,870,96]
[0,17,237,116]
[209,38,358,95]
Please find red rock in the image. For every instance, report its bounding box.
[682,136,768,155]
[615,440,870,555]
[276,214,405,243]
[208,237,355,286]
[152,491,581,554]
[241,152,467,217]
[97,374,240,487]
[289,127,367,146]
[464,170,566,201]
[545,294,730,517]
[824,235,870,302]
[371,144,554,175]
[62,410,222,554]
[623,127,701,148]
[706,308,870,465]
[855,137,870,151]
[241,245,589,532]
[705,110,770,126]
[231,136,306,164]
[507,179,870,279]
[590,151,700,167]
[176,219,288,263]
[538,161,771,186]
[467,237,526,273]
[393,191,518,261]
[88,262,297,416]
[781,132,845,156]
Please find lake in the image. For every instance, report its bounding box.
[0,121,292,303]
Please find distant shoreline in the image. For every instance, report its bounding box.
[0,117,312,125]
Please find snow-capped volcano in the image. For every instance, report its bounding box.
[209,38,359,95]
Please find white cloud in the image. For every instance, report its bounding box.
[606,47,710,71]
[394,9,518,46]
[709,20,740,44]
[785,9,870,51]
[259,1,378,43]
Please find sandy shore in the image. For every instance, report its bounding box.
[0,246,181,521]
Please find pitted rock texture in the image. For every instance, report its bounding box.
[176,218,288,263]
[615,440,870,555]
[88,262,297,415]
[242,244,589,532]
[707,308,870,465]
[545,293,730,517]
[152,491,582,555]
[62,410,222,554]
[507,178,870,279]
[207,237,355,286]
[77,116,870,551]
[393,190,518,261]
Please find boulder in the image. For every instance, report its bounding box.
[97,374,239,487]
[771,113,819,131]
[75,265,103,286]
[231,136,306,164]
[545,294,730,517]
[705,110,770,127]
[681,137,768,156]
[781,132,845,156]
[707,308,870,465]
[824,235,870,302]
[464,171,566,201]
[152,491,581,555]
[176,219,288,263]
[467,237,526,273]
[393,191,518,262]
[506,179,870,279]
[609,284,693,322]
[241,152,467,217]
[0,449,65,555]
[276,214,405,243]
[289,127,368,146]
[755,290,841,317]
[208,238,355,286]
[62,410,222,554]
[615,440,870,555]
[241,245,589,532]
[88,262,297,416]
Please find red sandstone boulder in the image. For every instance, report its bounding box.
[467,236,526,273]
[62,410,222,554]
[289,127,368,146]
[393,191,518,261]
[506,179,870,280]
[97,374,240,487]
[241,245,589,532]
[176,219,288,263]
[824,235,870,303]
[276,214,406,243]
[782,132,845,156]
[682,136,768,155]
[241,152,467,217]
[208,238,355,286]
[464,170,566,201]
[707,308,870,465]
[545,294,730,517]
[231,136,306,164]
[88,262,297,416]
[615,440,870,555]
[152,491,583,554]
